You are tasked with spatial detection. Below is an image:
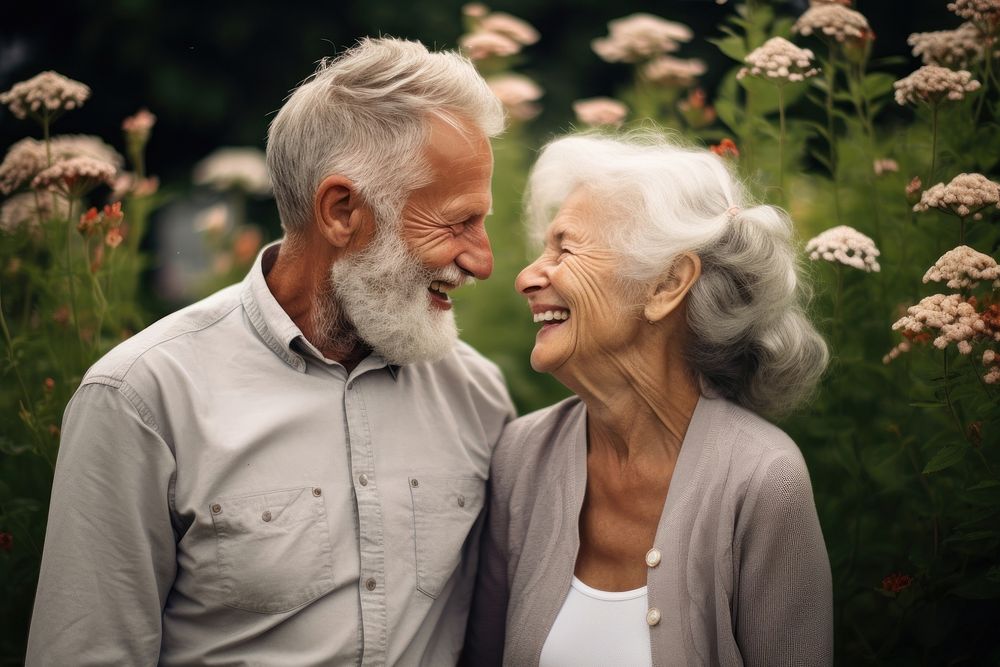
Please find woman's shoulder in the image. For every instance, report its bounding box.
[696,397,810,486]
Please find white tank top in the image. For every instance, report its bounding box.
[538,576,653,667]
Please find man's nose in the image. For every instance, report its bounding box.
[456,227,494,280]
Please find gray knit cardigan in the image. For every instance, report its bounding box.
[464,395,833,666]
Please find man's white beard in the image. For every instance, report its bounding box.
[327,225,467,365]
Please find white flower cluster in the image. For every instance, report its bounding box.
[913,172,1000,217]
[738,37,819,83]
[643,55,707,86]
[0,192,55,234]
[923,245,1000,289]
[487,74,544,121]
[0,71,90,121]
[193,147,272,195]
[908,23,984,67]
[459,7,539,61]
[31,156,116,194]
[793,5,871,42]
[947,0,1000,27]
[892,293,982,354]
[805,225,881,272]
[893,65,981,105]
[572,97,628,127]
[592,13,693,63]
[0,135,123,195]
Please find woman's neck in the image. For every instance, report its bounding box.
[562,342,701,467]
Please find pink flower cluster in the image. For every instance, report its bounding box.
[0,71,90,120]
[948,0,1000,29]
[643,55,707,87]
[914,172,1000,217]
[908,23,984,67]
[793,5,871,42]
[923,245,1000,289]
[487,74,543,121]
[0,192,55,234]
[893,65,981,106]
[805,225,881,272]
[572,97,628,127]
[31,156,116,196]
[738,37,819,83]
[459,6,538,61]
[0,135,123,195]
[892,294,998,355]
[984,348,1000,383]
[592,13,693,63]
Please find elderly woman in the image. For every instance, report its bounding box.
[464,132,833,666]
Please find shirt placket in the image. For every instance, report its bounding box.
[343,375,388,666]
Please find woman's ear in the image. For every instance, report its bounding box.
[314,175,372,248]
[644,252,702,323]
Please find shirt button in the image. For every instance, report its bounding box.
[645,548,662,568]
[457,495,466,508]
[261,510,272,522]
[410,479,419,488]
[359,473,369,486]
[312,487,322,497]
[210,503,222,514]
[646,608,662,626]
[365,578,377,591]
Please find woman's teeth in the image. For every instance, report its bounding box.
[533,310,570,323]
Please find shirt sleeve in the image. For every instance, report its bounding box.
[26,381,177,666]
[734,451,834,667]
[460,474,510,667]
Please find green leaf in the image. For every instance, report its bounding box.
[923,445,967,474]
[714,99,741,133]
[862,73,897,101]
[708,36,747,63]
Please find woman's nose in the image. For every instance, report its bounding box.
[515,256,548,295]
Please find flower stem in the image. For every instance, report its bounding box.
[64,199,85,368]
[0,286,49,462]
[824,57,842,223]
[929,103,939,185]
[777,84,786,201]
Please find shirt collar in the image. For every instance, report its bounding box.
[240,241,399,379]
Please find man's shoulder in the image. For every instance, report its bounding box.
[82,283,244,388]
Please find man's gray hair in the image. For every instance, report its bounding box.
[525,131,829,419]
[266,37,505,241]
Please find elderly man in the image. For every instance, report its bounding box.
[26,38,514,665]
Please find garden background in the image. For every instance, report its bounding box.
[2,0,999,664]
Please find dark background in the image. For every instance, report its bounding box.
[2,0,951,232]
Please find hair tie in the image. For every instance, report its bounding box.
[726,205,742,219]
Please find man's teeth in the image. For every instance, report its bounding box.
[533,310,570,323]
[429,281,450,293]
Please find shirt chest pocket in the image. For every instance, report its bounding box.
[210,486,336,613]
[408,476,485,599]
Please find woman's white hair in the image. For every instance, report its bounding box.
[525,130,829,419]
[266,37,505,242]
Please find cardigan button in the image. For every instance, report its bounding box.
[645,548,662,568]
[646,608,662,626]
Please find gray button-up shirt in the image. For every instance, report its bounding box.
[26,244,515,666]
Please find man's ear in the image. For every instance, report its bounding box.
[314,175,371,248]
[644,252,702,323]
